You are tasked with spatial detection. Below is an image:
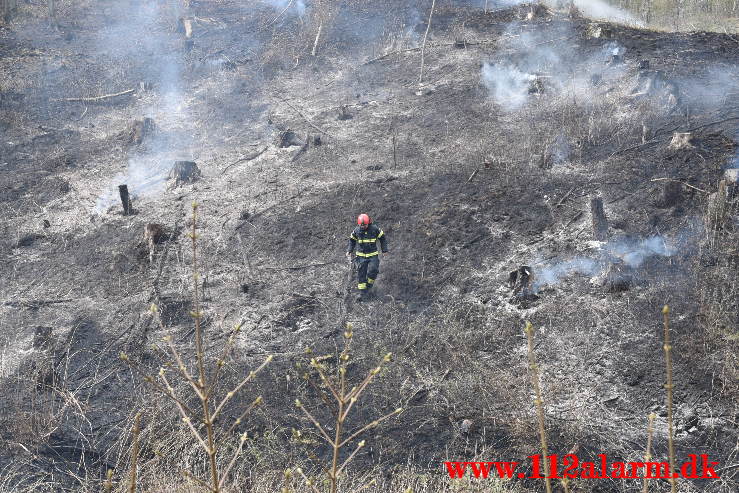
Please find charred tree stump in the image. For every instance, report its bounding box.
[167,161,201,188]
[118,184,132,215]
[276,130,305,147]
[590,197,609,241]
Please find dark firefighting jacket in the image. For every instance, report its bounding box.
[346,224,388,257]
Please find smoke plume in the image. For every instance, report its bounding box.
[265,0,307,17]
[94,2,192,212]
[533,235,674,290]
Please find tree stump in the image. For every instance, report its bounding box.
[276,130,304,147]
[177,17,193,38]
[337,105,352,121]
[590,197,609,241]
[167,161,201,188]
[669,132,694,150]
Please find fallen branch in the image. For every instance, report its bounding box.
[58,89,135,103]
[612,116,739,157]
[311,22,322,56]
[74,106,88,121]
[418,0,436,85]
[221,147,268,175]
[650,178,708,194]
[276,96,334,137]
[262,261,335,271]
[363,40,499,65]
[3,298,74,308]
[681,116,739,133]
[555,186,577,207]
[264,0,294,28]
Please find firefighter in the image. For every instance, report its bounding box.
[346,214,388,301]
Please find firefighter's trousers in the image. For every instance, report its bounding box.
[355,256,380,291]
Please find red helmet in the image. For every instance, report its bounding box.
[357,214,371,226]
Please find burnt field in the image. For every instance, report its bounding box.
[1,1,738,492]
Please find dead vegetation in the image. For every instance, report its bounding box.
[1,1,738,492]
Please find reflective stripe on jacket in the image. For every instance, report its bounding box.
[347,224,387,257]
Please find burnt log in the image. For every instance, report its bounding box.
[590,197,609,241]
[118,184,133,215]
[168,161,201,188]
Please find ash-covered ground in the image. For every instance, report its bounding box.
[1,1,737,492]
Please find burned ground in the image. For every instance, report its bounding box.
[1,1,738,492]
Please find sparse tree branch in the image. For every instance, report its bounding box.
[296,401,334,445]
[294,468,323,493]
[57,89,135,102]
[218,433,248,490]
[349,478,378,493]
[337,440,365,476]
[211,355,272,422]
[224,397,262,436]
[161,372,210,452]
[339,408,402,449]
[418,0,437,85]
[165,338,206,399]
[182,470,213,491]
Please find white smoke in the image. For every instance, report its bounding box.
[481,21,629,110]
[533,235,674,290]
[535,257,600,288]
[605,236,673,267]
[481,62,536,111]
[457,0,642,25]
[93,1,192,213]
[571,0,642,26]
[550,134,570,164]
[264,0,306,17]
